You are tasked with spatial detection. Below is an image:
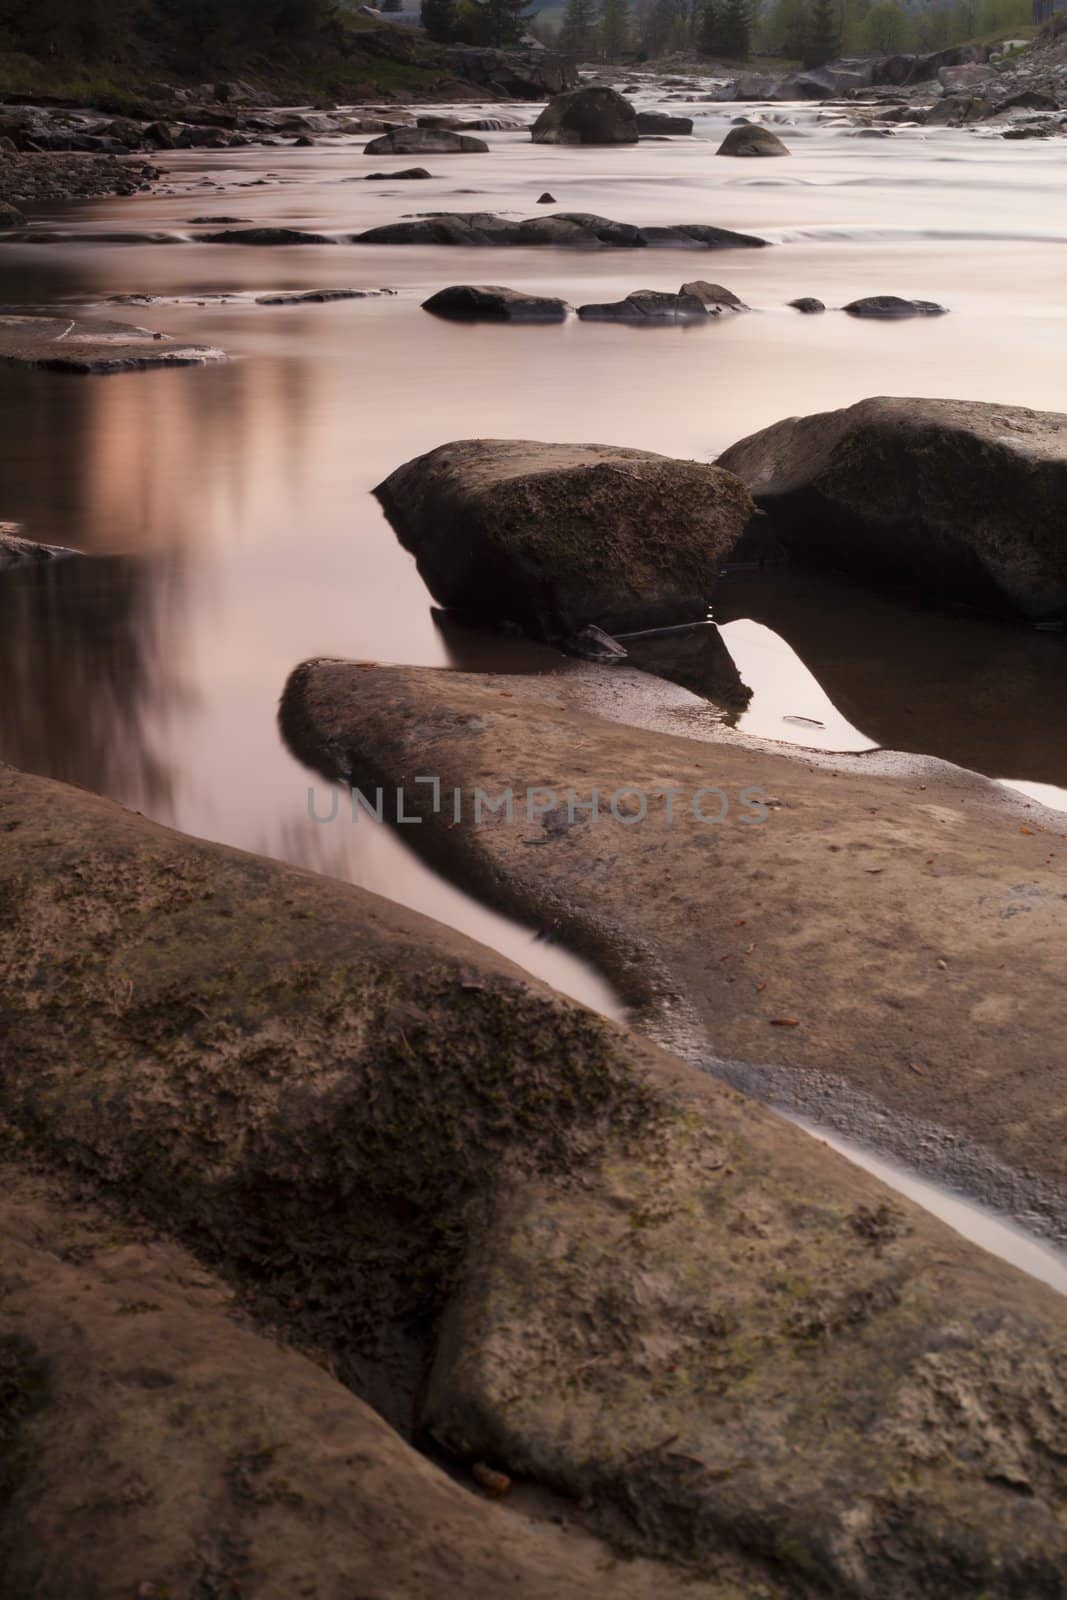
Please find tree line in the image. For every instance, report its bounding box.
[0,0,335,68]
[505,0,1032,61]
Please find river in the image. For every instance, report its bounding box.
[1,84,1066,1250]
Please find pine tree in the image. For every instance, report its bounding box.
[560,0,600,55]
[421,0,460,38]
[467,0,534,43]
[717,0,750,56]
[599,0,632,56]
[803,0,840,63]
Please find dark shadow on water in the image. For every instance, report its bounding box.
[0,555,186,813]
[715,569,1067,792]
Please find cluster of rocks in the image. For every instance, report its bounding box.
[703,42,994,102]
[420,283,946,325]
[0,152,158,209]
[371,400,1067,652]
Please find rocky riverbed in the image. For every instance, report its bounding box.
[3,54,1067,1597]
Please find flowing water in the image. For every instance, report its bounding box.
[2,83,1066,1273]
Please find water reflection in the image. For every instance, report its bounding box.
[715,569,1067,791]
[0,555,185,812]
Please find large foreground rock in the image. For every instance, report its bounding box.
[354,211,767,250]
[7,761,1067,1594]
[374,439,754,637]
[364,127,490,154]
[719,396,1067,620]
[531,86,638,145]
[0,1162,688,1600]
[284,661,1067,1237]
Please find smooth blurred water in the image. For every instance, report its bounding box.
[1,86,1065,1011]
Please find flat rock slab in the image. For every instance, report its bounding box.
[0,314,226,374]
[422,285,568,322]
[354,211,768,250]
[718,396,1067,619]
[283,661,1067,1237]
[6,762,1067,1595]
[197,227,335,245]
[374,438,753,637]
[255,288,396,305]
[843,295,948,317]
[362,166,433,178]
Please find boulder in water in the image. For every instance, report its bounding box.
[531,86,638,145]
[716,124,790,156]
[422,285,568,323]
[718,395,1067,620]
[680,280,748,311]
[789,296,826,313]
[374,438,753,637]
[362,166,432,179]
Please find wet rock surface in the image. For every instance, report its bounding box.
[789,296,826,313]
[422,285,569,322]
[284,660,1067,1236]
[719,396,1067,621]
[363,166,433,178]
[374,438,753,638]
[9,762,1067,1596]
[0,151,158,205]
[635,111,694,134]
[354,212,768,250]
[0,313,226,374]
[197,226,335,245]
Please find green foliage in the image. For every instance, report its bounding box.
[420,0,459,38]
[803,0,839,63]
[465,0,534,43]
[717,0,751,55]
[560,0,600,53]
[860,0,906,50]
[599,0,631,56]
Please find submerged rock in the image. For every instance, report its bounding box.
[536,190,556,203]
[716,124,790,156]
[843,294,947,318]
[531,86,638,145]
[374,438,752,638]
[422,285,568,323]
[362,166,432,178]
[364,128,489,155]
[789,296,826,313]
[718,395,1067,619]
[197,226,335,245]
[577,289,710,322]
[255,288,394,305]
[354,212,767,250]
